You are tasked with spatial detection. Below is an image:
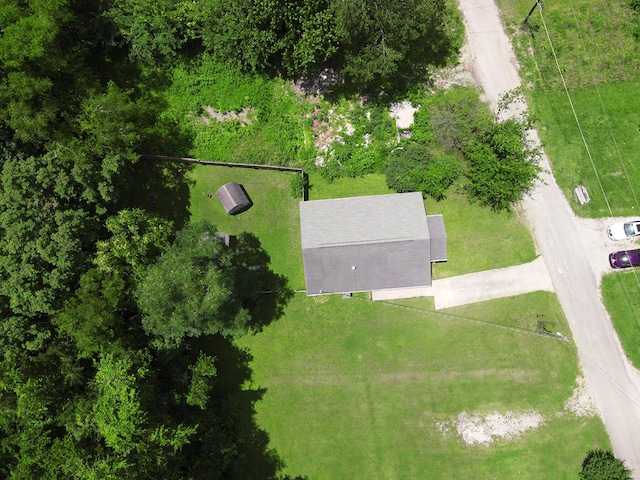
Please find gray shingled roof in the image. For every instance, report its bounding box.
[300,192,445,295]
[216,182,252,215]
[426,214,447,262]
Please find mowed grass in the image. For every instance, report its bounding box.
[601,271,640,369]
[185,169,607,477]
[187,165,305,289]
[238,292,609,479]
[533,84,640,217]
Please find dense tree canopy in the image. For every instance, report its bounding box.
[137,221,264,348]
[199,0,461,86]
[0,0,462,476]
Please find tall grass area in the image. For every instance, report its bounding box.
[238,292,609,479]
[161,54,316,166]
[500,0,640,90]
[601,272,640,369]
[498,0,640,217]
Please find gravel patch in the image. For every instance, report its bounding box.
[564,376,599,417]
[389,101,419,129]
[439,411,544,445]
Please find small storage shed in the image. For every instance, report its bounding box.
[216,182,253,215]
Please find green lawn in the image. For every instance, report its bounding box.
[601,271,640,369]
[238,292,609,479]
[185,167,607,478]
[187,165,305,289]
[533,84,640,217]
[188,169,538,290]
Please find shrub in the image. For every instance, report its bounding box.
[463,120,540,211]
[385,142,459,200]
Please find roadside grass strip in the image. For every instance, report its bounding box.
[601,271,640,370]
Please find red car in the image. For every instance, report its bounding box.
[609,249,640,269]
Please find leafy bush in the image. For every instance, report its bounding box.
[463,120,540,211]
[385,142,459,200]
[289,173,309,199]
[428,88,493,150]
[579,449,632,480]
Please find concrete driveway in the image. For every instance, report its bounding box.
[432,256,553,309]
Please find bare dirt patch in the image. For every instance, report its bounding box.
[438,411,544,445]
[564,376,599,417]
[201,106,254,126]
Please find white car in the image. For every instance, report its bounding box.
[607,220,640,240]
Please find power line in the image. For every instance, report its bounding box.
[537,7,640,345]
[565,0,640,214]
[537,9,613,215]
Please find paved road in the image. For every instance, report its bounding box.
[458,0,640,476]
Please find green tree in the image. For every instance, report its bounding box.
[580,449,633,480]
[199,0,461,86]
[95,208,173,276]
[422,87,493,151]
[202,0,336,76]
[385,142,459,200]
[463,119,540,211]
[136,221,264,348]
[108,0,201,64]
[0,0,119,142]
[53,269,140,359]
[0,153,99,316]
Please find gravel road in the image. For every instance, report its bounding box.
[457,0,640,476]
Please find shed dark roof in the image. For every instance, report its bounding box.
[299,192,446,295]
[216,182,252,215]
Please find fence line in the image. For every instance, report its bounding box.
[141,154,304,173]
[141,154,309,200]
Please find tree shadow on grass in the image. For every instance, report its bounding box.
[233,233,295,333]
[164,334,306,479]
[127,157,194,231]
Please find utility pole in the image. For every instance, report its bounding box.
[524,0,543,23]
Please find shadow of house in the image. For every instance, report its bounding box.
[216,182,253,215]
[299,192,447,297]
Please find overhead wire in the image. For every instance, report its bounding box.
[553,0,640,310]
[565,0,640,213]
[537,7,613,215]
[536,4,640,402]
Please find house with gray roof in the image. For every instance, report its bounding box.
[299,192,446,297]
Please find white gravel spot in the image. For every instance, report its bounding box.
[447,411,544,445]
[565,376,598,417]
[390,101,419,129]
